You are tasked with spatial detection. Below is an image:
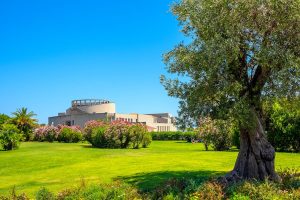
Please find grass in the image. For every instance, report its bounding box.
[0,141,299,197]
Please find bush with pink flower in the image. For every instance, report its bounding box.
[34,125,83,143]
[33,125,59,142]
[57,125,83,143]
[83,120,151,149]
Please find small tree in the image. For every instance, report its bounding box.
[0,124,22,151]
[12,108,37,141]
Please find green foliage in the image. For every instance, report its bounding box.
[0,187,29,200]
[0,114,10,126]
[232,127,240,149]
[211,120,233,151]
[227,180,300,200]
[89,126,108,148]
[57,127,83,143]
[11,108,37,141]
[55,182,141,200]
[151,131,197,142]
[266,98,300,152]
[36,187,55,200]
[33,126,59,142]
[161,0,300,131]
[0,124,22,151]
[197,118,233,151]
[278,168,300,190]
[191,181,224,200]
[105,122,131,148]
[84,120,152,149]
[129,124,152,149]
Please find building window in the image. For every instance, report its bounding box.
[66,121,71,126]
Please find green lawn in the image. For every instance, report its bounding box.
[0,141,299,197]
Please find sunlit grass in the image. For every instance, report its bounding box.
[0,141,299,197]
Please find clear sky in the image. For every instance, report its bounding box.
[0,0,183,124]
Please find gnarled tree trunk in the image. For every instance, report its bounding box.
[223,110,280,183]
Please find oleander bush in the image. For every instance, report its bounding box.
[151,131,197,142]
[33,125,83,143]
[33,126,59,142]
[129,123,152,149]
[105,121,131,148]
[0,124,22,151]
[197,117,233,151]
[57,125,83,143]
[83,120,152,149]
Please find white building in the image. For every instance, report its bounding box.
[48,99,177,132]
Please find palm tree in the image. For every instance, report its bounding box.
[12,108,37,141]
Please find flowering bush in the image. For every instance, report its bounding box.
[34,126,59,142]
[83,120,107,143]
[83,120,152,149]
[129,123,151,149]
[57,125,83,143]
[105,121,132,148]
[83,120,108,147]
[34,125,83,143]
[197,117,233,151]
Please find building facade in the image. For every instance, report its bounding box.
[48,99,177,132]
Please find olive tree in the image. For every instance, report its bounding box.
[162,0,299,181]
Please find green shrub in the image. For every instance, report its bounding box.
[227,180,300,200]
[197,117,233,151]
[0,187,29,200]
[0,114,10,126]
[232,127,240,149]
[33,126,59,142]
[90,126,108,148]
[278,168,300,189]
[191,181,224,200]
[56,182,141,200]
[57,126,83,143]
[151,131,197,142]
[0,124,22,151]
[211,120,233,151]
[84,120,152,149]
[142,132,152,148]
[129,124,151,149]
[36,187,55,200]
[84,120,108,147]
[266,99,300,152]
[105,121,131,148]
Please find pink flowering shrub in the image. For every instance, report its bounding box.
[129,123,151,149]
[105,121,132,148]
[57,125,83,143]
[83,120,152,149]
[34,126,59,142]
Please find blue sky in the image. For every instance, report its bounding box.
[0,0,183,124]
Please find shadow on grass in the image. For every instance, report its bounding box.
[80,144,94,148]
[115,170,225,193]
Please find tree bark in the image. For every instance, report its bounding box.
[222,110,280,183]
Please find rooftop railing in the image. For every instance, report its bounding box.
[72,99,111,107]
